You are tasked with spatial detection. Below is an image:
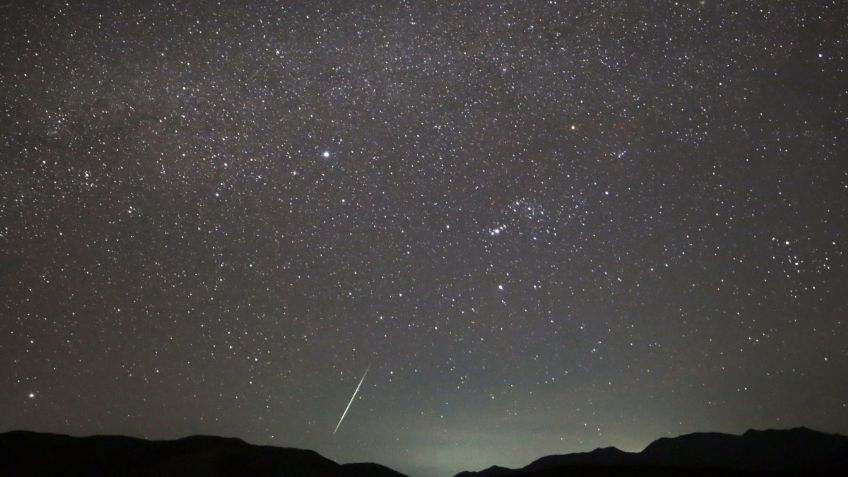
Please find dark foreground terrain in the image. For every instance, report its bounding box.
[0,431,406,477]
[2,427,847,476]
[456,427,848,477]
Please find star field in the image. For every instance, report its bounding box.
[1,2,847,477]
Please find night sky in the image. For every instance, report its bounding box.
[2,1,847,476]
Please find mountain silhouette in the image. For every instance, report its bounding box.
[456,428,848,477]
[0,430,407,477]
[3,427,847,476]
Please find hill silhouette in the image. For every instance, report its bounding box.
[455,427,848,477]
[2,428,847,476]
[0,430,407,477]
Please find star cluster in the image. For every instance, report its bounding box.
[1,2,847,477]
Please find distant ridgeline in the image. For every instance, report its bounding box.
[456,428,848,477]
[2,427,847,476]
[0,431,406,477]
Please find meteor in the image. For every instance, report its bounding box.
[332,365,370,435]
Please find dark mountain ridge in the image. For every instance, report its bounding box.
[0,430,407,477]
[2,427,847,477]
[456,427,848,477]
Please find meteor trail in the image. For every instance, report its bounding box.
[332,365,370,435]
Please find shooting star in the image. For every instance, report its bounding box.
[332,365,370,435]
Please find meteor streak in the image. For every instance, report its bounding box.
[332,365,370,435]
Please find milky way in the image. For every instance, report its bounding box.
[2,2,847,476]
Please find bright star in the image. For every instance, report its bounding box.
[322,151,330,158]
